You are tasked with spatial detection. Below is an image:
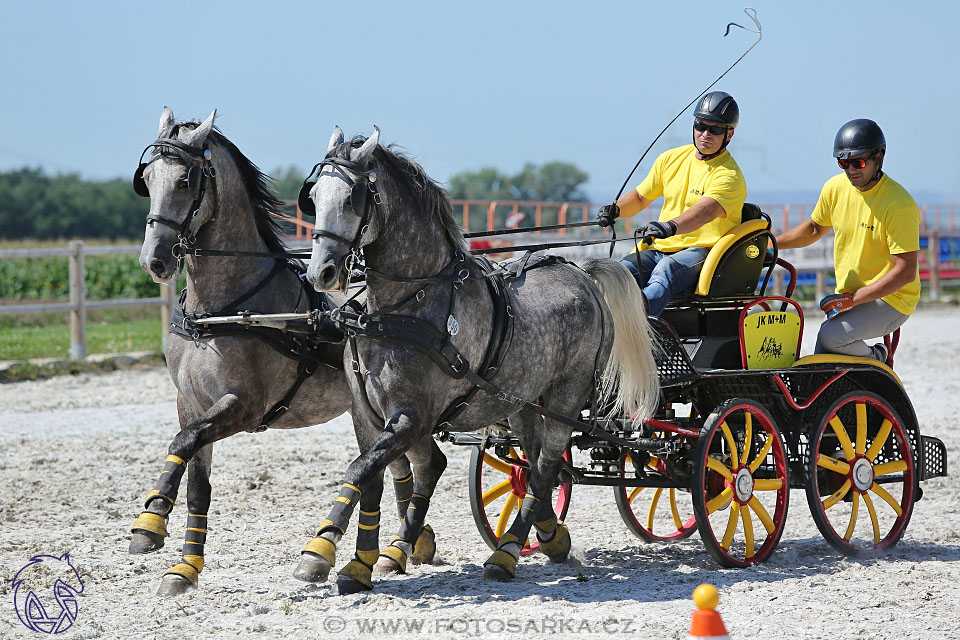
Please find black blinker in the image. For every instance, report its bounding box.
[133,164,149,197]
[350,181,369,215]
[298,181,316,216]
[187,166,203,200]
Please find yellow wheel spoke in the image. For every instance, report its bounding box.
[817,453,850,475]
[646,488,664,530]
[753,478,783,492]
[822,479,852,510]
[626,486,644,503]
[742,412,753,463]
[747,496,775,534]
[720,421,739,468]
[869,482,903,517]
[720,502,741,549]
[829,416,855,460]
[669,489,682,530]
[873,460,908,477]
[748,436,773,473]
[648,455,661,469]
[864,419,893,461]
[482,479,513,506]
[707,456,733,481]
[855,403,867,455]
[483,452,512,475]
[863,492,880,544]
[495,491,519,537]
[741,506,755,558]
[706,487,733,514]
[843,492,860,541]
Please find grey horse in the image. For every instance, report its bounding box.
[130,108,435,597]
[295,127,660,594]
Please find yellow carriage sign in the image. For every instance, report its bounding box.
[741,310,801,369]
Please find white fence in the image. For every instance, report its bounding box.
[0,241,177,360]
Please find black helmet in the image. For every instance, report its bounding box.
[693,91,739,127]
[833,119,886,159]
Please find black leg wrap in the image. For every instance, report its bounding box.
[396,493,429,542]
[146,455,187,509]
[182,513,208,558]
[393,473,413,520]
[356,509,381,553]
[318,483,361,535]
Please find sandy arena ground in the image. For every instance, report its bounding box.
[0,306,957,639]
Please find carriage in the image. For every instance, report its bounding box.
[449,204,948,567]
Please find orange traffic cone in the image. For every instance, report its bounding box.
[689,583,730,640]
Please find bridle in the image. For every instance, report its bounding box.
[133,137,218,268]
[299,155,382,278]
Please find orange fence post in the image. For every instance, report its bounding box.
[462,202,470,231]
[487,201,498,231]
[558,203,568,235]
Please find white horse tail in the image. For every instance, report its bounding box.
[578,257,661,425]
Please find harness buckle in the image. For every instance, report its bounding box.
[352,360,361,373]
[416,289,425,302]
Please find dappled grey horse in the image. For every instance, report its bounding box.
[295,127,660,594]
[130,108,435,597]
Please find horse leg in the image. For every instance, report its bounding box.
[129,393,196,554]
[335,474,386,595]
[156,444,212,597]
[377,437,447,575]
[484,410,574,581]
[294,408,430,590]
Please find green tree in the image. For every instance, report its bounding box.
[447,162,589,202]
[270,165,308,201]
[447,167,514,200]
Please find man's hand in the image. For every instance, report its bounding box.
[819,293,854,319]
[638,220,678,242]
[597,204,620,228]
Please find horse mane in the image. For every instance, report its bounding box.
[330,135,469,255]
[172,122,288,254]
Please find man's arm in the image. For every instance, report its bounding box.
[615,189,654,218]
[670,197,727,234]
[850,251,918,306]
[776,219,830,250]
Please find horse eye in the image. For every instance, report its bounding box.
[175,179,188,190]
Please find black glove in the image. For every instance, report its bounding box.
[638,220,677,242]
[597,203,620,228]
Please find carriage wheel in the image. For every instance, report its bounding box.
[614,450,696,542]
[692,398,790,568]
[468,444,572,556]
[804,391,916,555]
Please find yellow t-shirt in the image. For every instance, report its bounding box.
[630,144,747,252]
[810,173,921,315]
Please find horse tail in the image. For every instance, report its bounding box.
[578,257,661,425]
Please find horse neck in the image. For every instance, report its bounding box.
[182,170,279,314]
[363,192,458,310]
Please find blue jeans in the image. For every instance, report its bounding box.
[620,247,710,316]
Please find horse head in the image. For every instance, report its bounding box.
[305,126,381,292]
[136,106,218,284]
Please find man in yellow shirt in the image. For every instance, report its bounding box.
[776,119,920,363]
[597,91,747,315]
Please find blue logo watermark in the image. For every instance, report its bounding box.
[12,553,84,634]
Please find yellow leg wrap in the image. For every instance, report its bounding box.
[535,517,558,536]
[410,524,436,565]
[132,512,168,537]
[484,534,521,579]
[538,522,571,562]
[303,537,336,566]
[379,541,408,573]
[165,560,201,585]
[338,560,373,590]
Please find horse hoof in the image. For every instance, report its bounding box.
[337,575,373,595]
[373,555,404,576]
[293,553,332,583]
[129,531,165,554]
[483,563,515,582]
[539,523,571,564]
[409,524,436,566]
[156,574,194,598]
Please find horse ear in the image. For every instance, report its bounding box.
[158,106,175,138]
[327,126,344,154]
[350,125,380,164]
[181,109,217,148]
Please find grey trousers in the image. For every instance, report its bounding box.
[814,298,909,360]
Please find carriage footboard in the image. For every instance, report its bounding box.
[923,435,948,480]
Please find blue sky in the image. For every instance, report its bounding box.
[0,1,956,204]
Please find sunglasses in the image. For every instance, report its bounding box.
[837,156,874,170]
[693,120,729,136]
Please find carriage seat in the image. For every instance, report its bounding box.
[692,203,771,300]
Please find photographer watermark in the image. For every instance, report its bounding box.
[12,552,84,634]
[321,614,636,635]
